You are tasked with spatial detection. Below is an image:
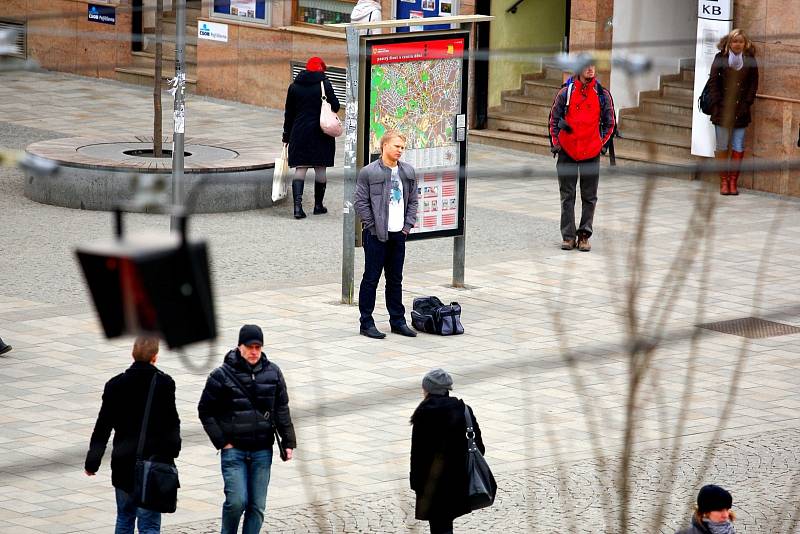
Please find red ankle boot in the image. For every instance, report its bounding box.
[729,151,744,195]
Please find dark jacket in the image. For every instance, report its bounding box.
[708,51,759,128]
[282,70,341,168]
[85,362,181,492]
[354,158,419,242]
[410,394,485,521]
[549,77,615,161]
[676,517,714,534]
[198,349,297,452]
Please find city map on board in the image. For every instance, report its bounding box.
[368,38,464,154]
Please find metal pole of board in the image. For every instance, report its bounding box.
[170,0,186,231]
[452,22,473,289]
[341,25,360,304]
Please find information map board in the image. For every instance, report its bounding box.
[360,30,469,240]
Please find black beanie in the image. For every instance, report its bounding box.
[697,485,733,513]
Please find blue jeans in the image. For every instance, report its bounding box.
[115,487,161,534]
[359,229,408,329]
[715,126,746,152]
[220,447,273,534]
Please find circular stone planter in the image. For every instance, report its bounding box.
[24,136,277,213]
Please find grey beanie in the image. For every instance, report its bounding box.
[422,368,453,394]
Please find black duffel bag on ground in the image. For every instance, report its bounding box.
[411,296,464,335]
[133,374,180,513]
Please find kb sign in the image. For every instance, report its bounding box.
[697,0,732,20]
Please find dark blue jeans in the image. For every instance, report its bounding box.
[114,487,161,534]
[359,229,407,329]
[220,448,273,534]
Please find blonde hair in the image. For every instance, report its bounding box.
[717,28,756,55]
[132,336,159,363]
[379,130,407,151]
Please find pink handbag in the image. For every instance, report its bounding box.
[319,81,343,137]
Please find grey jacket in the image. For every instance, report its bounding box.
[354,159,418,242]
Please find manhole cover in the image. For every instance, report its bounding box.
[697,317,800,338]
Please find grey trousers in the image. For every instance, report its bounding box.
[557,151,600,240]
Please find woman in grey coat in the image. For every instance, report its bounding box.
[676,485,736,534]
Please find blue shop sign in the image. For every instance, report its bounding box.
[88,4,116,25]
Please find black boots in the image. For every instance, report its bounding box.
[0,337,11,356]
[313,182,327,215]
[292,179,306,219]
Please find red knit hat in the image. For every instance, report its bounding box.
[306,57,326,72]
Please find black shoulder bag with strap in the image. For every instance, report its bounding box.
[219,364,288,461]
[463,404,496,511]
[133,373,180,513]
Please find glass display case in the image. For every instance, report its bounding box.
[296,0,355,25]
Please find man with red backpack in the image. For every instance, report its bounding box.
[549,64,615,252]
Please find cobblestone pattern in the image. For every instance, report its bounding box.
[164,428,800,534]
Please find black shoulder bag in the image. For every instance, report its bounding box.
[464,404,496,511]
[219,365,288,461]
[133,373,180,513]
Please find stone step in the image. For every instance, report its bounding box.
[522,79,563,101]
[130,51,197,74]
[486,110,550,137]
[639,95,693,117]
[681,67,695,83]
[619,112,693,137]
[469,129,553,156]
[137,39,198,64]
[522,65,565,83]
[662,80,694,99]
[611,147,697,179]
[502,94,554,116]
[115,66,197,89]
[614,131,691,161]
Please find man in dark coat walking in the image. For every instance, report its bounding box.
[282,56,341,218]
[85,337,181,534]
[198,324,297,534]
[410,369,485,534]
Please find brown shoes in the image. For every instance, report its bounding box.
[561,239,576,250]
[577,235,591,252]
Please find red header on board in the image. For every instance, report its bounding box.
[371,38,465,65]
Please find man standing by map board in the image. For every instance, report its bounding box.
[354,130,419,339]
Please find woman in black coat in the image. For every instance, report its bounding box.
[410,369,485,534]
[707,28,758,196]
[282,56,340,219]
[675,484,736,534]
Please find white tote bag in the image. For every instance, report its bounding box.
[271,143,290,202]
[319,81,343,138]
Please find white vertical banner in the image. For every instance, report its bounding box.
[691,0,733,157]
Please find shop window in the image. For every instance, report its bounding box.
[295,0,355,26]
[213,0,271,24]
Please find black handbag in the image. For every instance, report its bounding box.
[698,76,714,115]
[133,374,180,513]
[220,365,289,461]
[463,405,496,511]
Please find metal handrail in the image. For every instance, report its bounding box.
[507,0,526,14]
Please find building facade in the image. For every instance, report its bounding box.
[1,0,797,195]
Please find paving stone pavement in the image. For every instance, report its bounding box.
[1,71,800,534]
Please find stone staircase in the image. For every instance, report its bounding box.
[115,0,200,90]
[471,65,698,170]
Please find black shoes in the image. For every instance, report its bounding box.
[391,324,417,337]
[0,339,12,356]
[360,325,386,339]
[292,179,306,219]
[313,181,327,215]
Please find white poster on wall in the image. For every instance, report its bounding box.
[691,0,733,157]
[198,21,228,42]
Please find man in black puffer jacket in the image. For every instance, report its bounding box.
[198,324,296,534]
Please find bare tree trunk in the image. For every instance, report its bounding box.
[153,0,164,157]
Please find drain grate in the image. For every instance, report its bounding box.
[698,317,800,339]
